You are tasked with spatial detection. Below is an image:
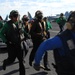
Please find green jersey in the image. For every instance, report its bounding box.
[46,21,52,31]
[56,17,66,26]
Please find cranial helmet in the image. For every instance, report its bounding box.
[35,10,43,19]
[9,10,19,18]
[22,15,29,21]
[60,13,64,17]
[67,11,75,26]
[43,17,47,21]
[67,11,75,22]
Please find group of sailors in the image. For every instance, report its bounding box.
[1,9,71,75]
[0,10,52,75]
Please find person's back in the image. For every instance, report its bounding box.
[53,29,75,75]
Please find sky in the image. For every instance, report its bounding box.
[0,0,75,19]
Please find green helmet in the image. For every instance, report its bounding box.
[9,10,19,18]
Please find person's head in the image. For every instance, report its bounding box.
[35,10,43,20]
[60,13,64,18]
[9,10,19,23]
[66,11,75,31]
[43,17,48,21]
[22,15,29,22]
[22,15,29,25]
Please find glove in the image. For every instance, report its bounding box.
[33,63,40,71]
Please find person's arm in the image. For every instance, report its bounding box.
[23,29,31,39]
[56,18,60,25]
[47,21,52,29]
[33,36,62,70]
[0,22,3,29]
[0,23,8,43]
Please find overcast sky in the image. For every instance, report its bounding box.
[0,0,75,19]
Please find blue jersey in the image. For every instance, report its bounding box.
[34,31,75,65]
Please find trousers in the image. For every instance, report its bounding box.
[3,43,25,75]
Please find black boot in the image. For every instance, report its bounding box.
[52,63,57,69]
[19,64,25,75]
[29,61,32,66]
[2,60,6,70]
[44,65,51,71]
[43,52,51,71]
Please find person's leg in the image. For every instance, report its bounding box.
[3,45,16,70]
[29,42,40,66]
[22,41,28,63]
[59,25,63,32]
[17,46,25,75]
[23,41,28,56]
[47,31,50,38]
[43,51,51,71]
[29,48,37,66]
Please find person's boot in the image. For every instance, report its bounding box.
[29,61,32,66]
[44,65,51,71]
[19,64,25,75]
[52,63,57,69]
[44,67,51,71]
[2,60,6,70]
[44,62,51,71]
[19,69,25,75]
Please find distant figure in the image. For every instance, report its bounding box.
[33,11,75,75]
[0,10,25,75]
[56,13,66,33]
[43,17,52,38]
[21,15,31,57]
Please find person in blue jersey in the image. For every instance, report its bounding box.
[33,11,75,75]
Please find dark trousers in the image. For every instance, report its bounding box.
[29,40,48,67]
[46,30,50,39]
[53,50,75,75]
[3,44,25,75]
[56,61,75,75]
[59,25,64,33]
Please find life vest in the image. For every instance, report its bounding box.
[6,20,21,44]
